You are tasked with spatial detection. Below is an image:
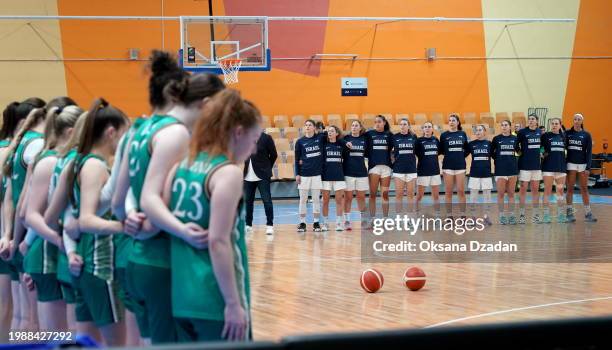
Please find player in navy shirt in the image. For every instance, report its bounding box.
[365,115,393,219]
[491,119,519,224]
[565,113,597,222]
[516,114,543,224]
[391,118,418,214]
[440,114,469,217]
[342,120,368,230]
[321,125,346,231]
[540,118,568,223]
[294,119,326,232]
[467,125,493,225]
[415,122,441,208]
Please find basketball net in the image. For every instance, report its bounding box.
[218,59,242,84]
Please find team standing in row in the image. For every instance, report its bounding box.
[294,113,596,232]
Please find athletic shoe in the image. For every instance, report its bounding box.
[335,222,345,231]
[313,222,322,232]
[518,214,526,224]
[532,213,542,224]
[541,213,551,224]
[499,215,507,225]
[265,226,274,235]
[246,225,253,234]
[297,223,306,233]
[566,212,576,223]
[345,221,352,231]
[321,223,329,232]
[585,212,598,222]
[557,213,567,223]
[508,215,518,225]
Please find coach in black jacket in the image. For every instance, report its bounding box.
[244,132,277,234]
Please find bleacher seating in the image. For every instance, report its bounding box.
[274,115,289,128]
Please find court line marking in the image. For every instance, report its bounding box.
[425,295,612,328]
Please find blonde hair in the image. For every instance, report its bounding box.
[43,105,83,153]
[56,111,88,157]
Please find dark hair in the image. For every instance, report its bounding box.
[47,96,77,110]
[501,119,512,127]
[375,115,390,132]
[449,113,462,131]
[315,121,325,130]
[67,98,128,207]
[398,117,414,135]
[528,114,539,121]
[2,107,48,176]
[190,89,261,162]
[304,119,316,127]
[148,50,188,109]
[163,73,225,106]
[327,125,343,140]
[0,98,46,140]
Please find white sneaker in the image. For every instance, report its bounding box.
[265,225,274,235]
[321,223,329,231]
[335,222,344,231]
[246,226,253,234]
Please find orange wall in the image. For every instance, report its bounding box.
[57,0,489,118]
[563,0,612,153]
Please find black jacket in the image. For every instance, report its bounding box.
[243,132,277,180]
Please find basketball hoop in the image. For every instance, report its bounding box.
[217,59,242,84]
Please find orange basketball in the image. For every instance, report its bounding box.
[403,267,426,291]
[360,268,384,293]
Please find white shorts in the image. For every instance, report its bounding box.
[345,176,369,191]
[392,172,417,183]
[322,181,347,192]
[468,177,493,190]
[297,175,323,190]
[542,172,566,179]
[417,175,442,187]
[495,175,517,182]
[519,170,543,182]
[567,163,587,172]
[369,165,392,177]
[443,169,466,175]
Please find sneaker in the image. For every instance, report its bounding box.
[518,214,526,224]
[246,225,253,234]
[557,213,567,223]
[483,216,493,226]
[321,223,329,232]
[335,222,345,231]
[345,221,352,231]
[313,222,322,232]
[499,215,507,225]
[265,225,274,235]
[541,213,551,224]
[585,212,598,222]
[297,223,306,233]
[566,212,576,223]
[508,215,517,225]
[532,213,542,224]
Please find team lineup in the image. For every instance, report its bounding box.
[0,48,598,347]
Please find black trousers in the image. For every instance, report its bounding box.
[244,179,274,226]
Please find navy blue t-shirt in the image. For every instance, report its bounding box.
[391,132,417,174]
[565,128,592,169]
[517,127,542,171]
[322,141,345,181]
[468,139,492,178]
[365,130,392,169]
[415,136,441,176]
[440,130,468,170]
[541,132,566,173]
[342,134,368,177]
[491,134,519,176]
[294,133,326,177]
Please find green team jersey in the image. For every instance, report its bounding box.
[11,130,43,205]
[114,117,146,269]
[54,149,77,284]
[127,115,180,268]
[72,153,115,281]
[0,139,10,202]
[23,150,59,275]
[170,153,251,321]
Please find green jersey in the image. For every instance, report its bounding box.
[170,153,251,321]
[11,130,43,205]
[0,139,10,202]
[127,115,180,268]
[72,153,115,281]
[54,149,77,284]
[24,150,59,275]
